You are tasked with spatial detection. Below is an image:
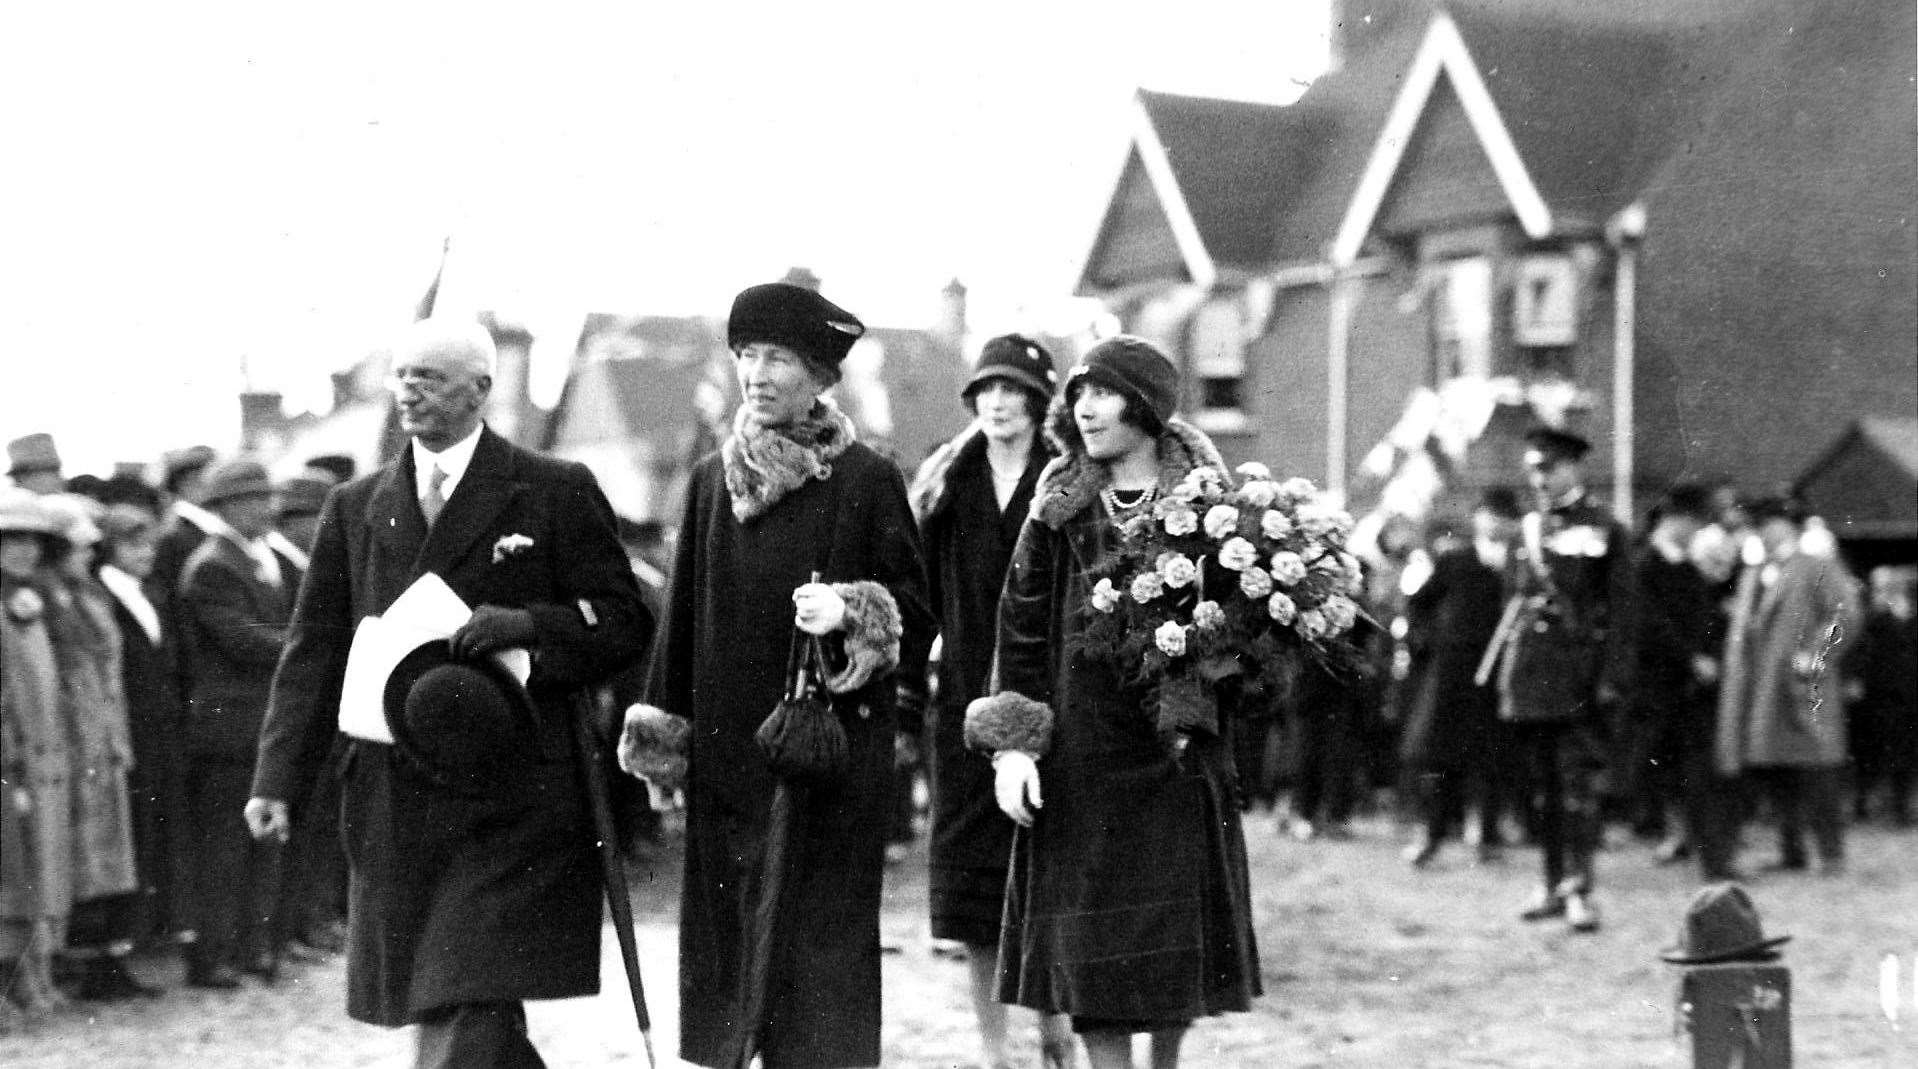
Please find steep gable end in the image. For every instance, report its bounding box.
[1375,73,1514,236]
[1078,148,1195,293]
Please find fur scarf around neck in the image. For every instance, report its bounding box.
[721,396,857,522]
[1029,412,1229,530]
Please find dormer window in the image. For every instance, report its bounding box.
[1188,296,1249,432]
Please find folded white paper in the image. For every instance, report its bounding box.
[336,573,531,743]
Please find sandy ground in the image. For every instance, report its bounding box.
[5,814,1916,1068]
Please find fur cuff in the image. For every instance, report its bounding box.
[963,691,1054,757]
[825,581,901,694]
[618,703,690,791]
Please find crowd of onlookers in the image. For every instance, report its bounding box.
[2,431,356,1029]
[1231,478,1917,885]
[8,417,1915,1031]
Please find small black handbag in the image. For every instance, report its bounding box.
[755,579,850,783]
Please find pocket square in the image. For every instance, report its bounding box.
[492,533,536,564]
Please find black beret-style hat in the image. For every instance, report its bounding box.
[963,333,1059,404]
[1524,426,1593,463]
[728,282,866,368]
[1067,334,1181,426]
[383,640,541,795]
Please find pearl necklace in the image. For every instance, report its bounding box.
[1100,484,1158,519]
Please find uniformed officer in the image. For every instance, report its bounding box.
[1495,427,1636,933]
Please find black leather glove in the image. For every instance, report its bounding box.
[450,605,536,660]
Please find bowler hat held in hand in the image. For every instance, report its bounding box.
[1660,882,1792,965]
[756,573,850,783]
[384,640,542,795]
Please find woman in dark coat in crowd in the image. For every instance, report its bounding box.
[95,504,190,953]
[969,336,1259,1069]
[621,282,935,1069]
[909,333,1070,1069]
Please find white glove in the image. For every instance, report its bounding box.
[792,582,847,635]
[992,750,1043,827]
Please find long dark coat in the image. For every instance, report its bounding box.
[181,536,292,757]
[914,429,1047,943]
[645,439,933,1069]
[1399,545,1507,769]
[993,417,1260,1024]
[253,428,649,1026]
[104,570,190,933]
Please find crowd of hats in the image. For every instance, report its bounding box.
[3,430,362,1017]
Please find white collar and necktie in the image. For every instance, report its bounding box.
[409,424,485,527]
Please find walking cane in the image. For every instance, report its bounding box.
[571,689,657,1069]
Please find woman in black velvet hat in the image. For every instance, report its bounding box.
[621,281,936,1069]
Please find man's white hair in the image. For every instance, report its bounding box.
[395,317,497,379]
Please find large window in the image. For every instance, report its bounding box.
[1431,256,1493,380]
[1188,297,1248,431]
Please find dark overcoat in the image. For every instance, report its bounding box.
[1499,496,1637,724]
[252,428,649,1026]
[992,418,1260,1025]
[1399,545,1507,769]
[1631,545,1722,739]
[181,536,292,757]
[645,440,933,1069]
[104,578,189,928]
[915,430,1047,941]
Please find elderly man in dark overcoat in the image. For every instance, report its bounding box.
[1497,427,1636,934]
[247,319,649,1068]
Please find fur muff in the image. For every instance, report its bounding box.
[825,580,901,694]
[617,703,690,791]
[1031,404,1230,530]
[963,691,1055,757]
[721,396,858,522]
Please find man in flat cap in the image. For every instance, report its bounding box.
[1494,427,1636,933]
[246,318,649,1067]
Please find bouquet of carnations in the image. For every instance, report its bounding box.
[1077,462,1366,745]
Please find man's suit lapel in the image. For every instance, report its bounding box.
[364,458,428,610]
[414,429,522,579]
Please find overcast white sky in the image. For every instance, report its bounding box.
[3,1,1328,475]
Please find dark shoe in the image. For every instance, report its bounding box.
[243,952,279,984]
[187,964,242,990]
[1518,887,1566,922]
[77,957,163,1001]
[1760,857,1809,874]
[299,920,348,954]
[278,941,331,966]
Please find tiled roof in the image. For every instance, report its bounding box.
[1135,90,1321,270]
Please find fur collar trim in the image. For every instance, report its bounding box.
[1030,414,1229,530]
[907,425,1052,523]
[721,397,857,522]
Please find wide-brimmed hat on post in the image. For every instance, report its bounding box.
[1659,882,1791,965]
[200,459,276,507]
[383,640,542,795]
[7,432,62,477]
[727,282,866,370]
